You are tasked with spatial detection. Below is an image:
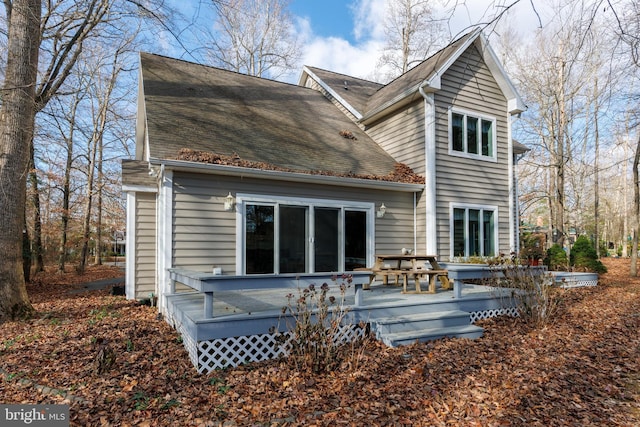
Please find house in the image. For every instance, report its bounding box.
[122,28,526,304]
[122,28,529,371]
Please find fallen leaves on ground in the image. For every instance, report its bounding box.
[1,259,639,426]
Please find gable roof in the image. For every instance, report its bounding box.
[302,29,526,125]
[301,66,383,119]
[139,53,401,179]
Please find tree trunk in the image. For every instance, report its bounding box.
[0,0,41,322]
[631,135,640,276]
[58,95,80,272]
[593,78,600,257]
[78,142,96,273]
[22,216,31,282]
[29,139,45,272]
[94,135,103,265]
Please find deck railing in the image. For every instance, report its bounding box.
[168,269,373,319]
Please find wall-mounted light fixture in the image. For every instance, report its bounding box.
[376,203,386,218]
[224,192,235,211]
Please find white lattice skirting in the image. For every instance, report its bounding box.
[470,307,519,323]
[551,272,598,288]
[557,279,598,288]
[178,309,518,373]
[194,324,367,373]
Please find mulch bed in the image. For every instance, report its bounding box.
[1,259,639,426]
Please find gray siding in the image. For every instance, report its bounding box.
[434,44,510,258]
[365,101,426,175]
[172,172,421,274]
[364,101,427,254]
[135,193,157,299]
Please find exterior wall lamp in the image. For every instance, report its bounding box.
[377,203,386,218]
[224,192,235,211]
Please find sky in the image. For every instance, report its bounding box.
[282,0,547,83]
[167,0,549,84]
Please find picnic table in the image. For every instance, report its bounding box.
[362,254,451,294]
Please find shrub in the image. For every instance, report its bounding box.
[545,244,568,271]
[570,235,607,273]
[520,232,545,262]
[276,275,366,374]
[487,256,562,328]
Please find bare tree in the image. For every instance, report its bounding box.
[207,0,301,79]
[0,0,41,321]
[377,0,447,81]
[78,43,129,272]
[633,135,640,275]
[0,0,180,321]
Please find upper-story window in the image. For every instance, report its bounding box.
[449,108,496,161]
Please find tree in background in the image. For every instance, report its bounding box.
[0,0,179,322]
[207,0,301,79]
[376,0,447,81]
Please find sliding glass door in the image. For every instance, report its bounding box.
[243,200,370,274]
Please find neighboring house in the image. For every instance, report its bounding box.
[122,28,526,307]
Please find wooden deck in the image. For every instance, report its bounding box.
[164,267,523,372]
[165,279,515,341]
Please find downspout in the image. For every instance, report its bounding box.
[413,192,417,252]
[419,83,438,255]
[155,163,172,315]
[508,114,517,256]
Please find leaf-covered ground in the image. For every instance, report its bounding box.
[1,259,639,426]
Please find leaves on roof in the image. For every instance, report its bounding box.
[172,148,425,184]
[339,130,357,140]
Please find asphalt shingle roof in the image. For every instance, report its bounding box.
[140,53,399,177]
[364,31,477,116]
[304,66,383,115]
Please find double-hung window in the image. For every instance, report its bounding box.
[451,204,497,258]
[449,108,496,160]
[242,196,372,274]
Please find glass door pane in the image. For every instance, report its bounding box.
[279,206,307,273]
[469,209,480,256]
[345,210,366,270]
[245,205,274,274]
[453,208,465,256]
[483,210,495,256]
[314,208,339,272]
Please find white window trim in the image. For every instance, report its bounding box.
[449,202,499,258]
[448,107,498,163]
[235,194,375,275]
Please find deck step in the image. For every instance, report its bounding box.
[371,310,483,347]
[372,310,471,336]
[380,324,484,347]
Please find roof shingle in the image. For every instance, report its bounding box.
[140,53,401,178]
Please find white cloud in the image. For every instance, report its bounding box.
[351,0,387,42]
[286,0,545,85]
[287,6,386,84]
[301,36,385,79]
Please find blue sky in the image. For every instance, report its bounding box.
[282,0,546,83]
[289,0,358,43]
[166,0,546,83]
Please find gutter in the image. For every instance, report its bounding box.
[149,158,425,193]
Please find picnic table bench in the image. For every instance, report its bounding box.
[359,254,451,294]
